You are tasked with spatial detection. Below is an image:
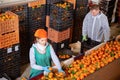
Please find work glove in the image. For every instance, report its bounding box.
[42,66,50,72]
[82,35,87,41]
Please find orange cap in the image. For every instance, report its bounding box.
[34,29,47,38]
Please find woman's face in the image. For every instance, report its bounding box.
[90,9,100,16]
[37,38,47,46]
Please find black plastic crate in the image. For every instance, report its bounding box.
[47,0,62,4]
[108,0,116,7]
[16,10,28,22]
[0,52,20,67]
[0,51,21,79]
[75,6,88,18]
[50,2,73,31]
[81,38,101,53]
[19,22,30,65]
[73,6,88,42]
[0,66,20,80]
[48,39,70,53]
[72,26,82,42]
[107,5,115,17]
[29,19,46,28]
[46,4,51,15]
[0,44,20,57]
[100,1,108,6]
[76,0,88,7]
[28,5,46,19]
[50,9,73,18]
[50,19,73,31]
[19,22,29,33]
[50,2,73,12]
[4,69,20,80]
[28,4,46,28]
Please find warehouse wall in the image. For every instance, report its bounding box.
[0,0,34,4]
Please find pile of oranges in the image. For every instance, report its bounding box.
[65,41,120,80]
[0,13,15,21]
[40,41,120,80]
[58,54,70,59]
[56,2,71,9]
[31,5,41,9]
[41,67,65,80]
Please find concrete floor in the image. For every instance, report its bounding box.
[16,23,120,80]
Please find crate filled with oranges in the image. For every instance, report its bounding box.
[57,49,73,61]
[0,11,19,34]
[28,0,46,28]
[0,11,19,48]
[50,1,73,31]
[64,41,120,80]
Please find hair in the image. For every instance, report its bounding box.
[89,4,100,10]
[33,37,40,43]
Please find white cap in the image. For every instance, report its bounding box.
[91,0,100,4]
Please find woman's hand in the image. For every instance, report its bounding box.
[42,66,50,72]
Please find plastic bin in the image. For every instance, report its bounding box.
[48,27,70,43]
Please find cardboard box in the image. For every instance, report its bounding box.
[84,58,120,80]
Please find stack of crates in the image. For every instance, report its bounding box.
[0,11,20,79]
[0,3,30,64]
[100,0,116,23]
[46,0,62,15]
[28,0,46,45]
[99,0,109,15]
[48,1,74,52]
[72,0,88,42]
[50,1,73,31]
[0,44,20,80]
[106,0,116,23]
[0,11,19,48]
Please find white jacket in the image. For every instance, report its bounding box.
[82,12,110,42]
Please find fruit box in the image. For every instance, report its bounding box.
[0,11,19,34]
[83,58,120,80]
[62,41,120,80]
[66,58,120,80]
[85,42,106,55]
[48,27,70,43]
[28,0,46,7]
[63,0,76,9]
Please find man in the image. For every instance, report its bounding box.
[82,4,110,42]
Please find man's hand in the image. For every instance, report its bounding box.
[82,35,87,41]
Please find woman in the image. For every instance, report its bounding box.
[29,29,64,78]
